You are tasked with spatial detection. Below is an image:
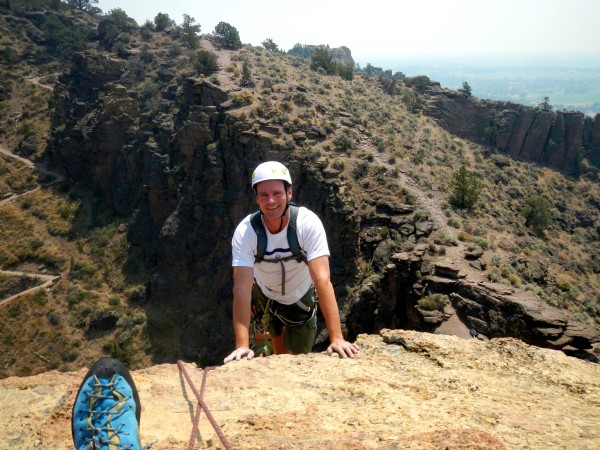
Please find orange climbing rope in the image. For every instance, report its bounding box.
[176,360,233,450]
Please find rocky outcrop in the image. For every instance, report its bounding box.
[424,89,596,173]
[286,44,355,67]
[345,249,600,361]
[3,331,600,449]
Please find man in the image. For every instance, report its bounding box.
[225,161,359,363]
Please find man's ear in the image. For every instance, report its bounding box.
[287,185,293,201]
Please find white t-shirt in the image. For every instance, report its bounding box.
[232,206,330,305]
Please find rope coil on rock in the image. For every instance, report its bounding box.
[177,360,232,450]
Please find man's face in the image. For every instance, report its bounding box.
[255,180,292,220]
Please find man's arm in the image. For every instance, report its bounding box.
[224,266,255,363]
[308,255,359,358]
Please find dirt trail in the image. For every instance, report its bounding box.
[0,143,66,207]
[26,74,57,92]
[358,135,454,236]
[0,143,64,301]
[0,270,61,305]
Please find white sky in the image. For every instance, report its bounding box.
[96,0,600,66]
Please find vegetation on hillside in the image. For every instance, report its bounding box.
[0,1,598,376]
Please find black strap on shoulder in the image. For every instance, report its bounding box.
[250,203,306,264]
[250,209,267,261]
[286,204,302,259]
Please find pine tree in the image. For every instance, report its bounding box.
[448,165,481,209]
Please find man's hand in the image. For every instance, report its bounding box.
[326,340,360,358]
[223,347,255,364]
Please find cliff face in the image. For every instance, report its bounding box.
[2,330,600,449]
[424,88,600,173]
[48,52,365,362]
[47,51,599,365]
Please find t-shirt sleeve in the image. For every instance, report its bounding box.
[232,216,256,267]
[298,208,330,262]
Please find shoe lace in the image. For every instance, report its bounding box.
[79,374,136,449]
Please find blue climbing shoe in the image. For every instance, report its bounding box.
[72,358,142,450]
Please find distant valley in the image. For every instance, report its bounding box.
[371,55,600,115]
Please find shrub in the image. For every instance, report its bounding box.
[417,294,448,311]
[448,216,462,228]
[125,285,145,304]
[334,131,354,151]
[230,91,255,106]
[433,231,458,246]
[353,161,369,179]
[193,50,218,75]
[109,334,133,366]
[331,159,345,171]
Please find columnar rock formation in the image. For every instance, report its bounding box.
[424,88,600,173]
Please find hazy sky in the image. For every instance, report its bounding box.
[96,0,600,66]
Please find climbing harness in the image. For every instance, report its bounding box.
[252,284,318,330]
[270,296,318,328]
[177,361,232,450]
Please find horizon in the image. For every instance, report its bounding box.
[96,0,600,69]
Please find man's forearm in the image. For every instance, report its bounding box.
[232,293,251,348]
[315,281,344,342]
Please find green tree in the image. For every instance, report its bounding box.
[521,195,552,235]
[214,21,242,49]
[448,165,481,210]
[310,46,335,74]
[66,0,99,13]
[539,96,553,111]
[181,14,200,49]
[458,81,472,97]
[97,8,137,48]
[154,12,175,31]
[1,45,18,65]
[288,43,312,59]
[41,13,87,56]
[241,60,253,86]
[8,0,46,10]
[262,38,279,52]
[193,49,218,75]
[402,90,423,114]
[336,63,354,81]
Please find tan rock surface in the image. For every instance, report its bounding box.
[1,330,599,449]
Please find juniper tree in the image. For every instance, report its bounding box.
[181,14,200,49]
[262,38,279,52]
[521,195,552,235]
[458,81,472,97]
[214,22,242,49]
[448,165,481,210]
[241,60,253,87]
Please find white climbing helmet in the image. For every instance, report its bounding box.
[251,161,292,188]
